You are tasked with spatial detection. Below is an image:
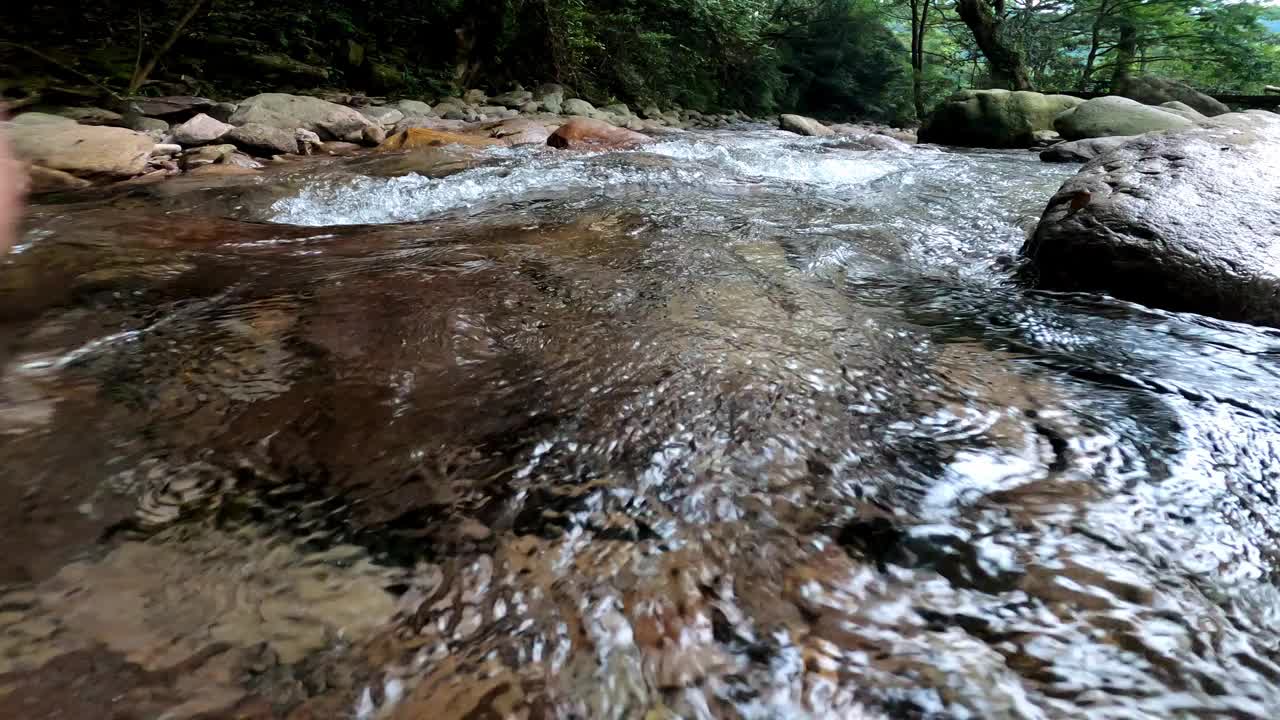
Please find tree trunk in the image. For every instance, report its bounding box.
[1078,8,1105,91]
[954,0,1033,90]
[128,0,208,95]
[1110,19,1137,91]
[910,0,928,119]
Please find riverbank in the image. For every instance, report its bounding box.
[5,87,917,195]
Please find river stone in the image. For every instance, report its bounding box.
[547,118,653,150]
[12,112,76,126]
[603,103,632,119]
[463,89,488,105]
[780,114,834,137]
[51,106,124,126]
[1054,96,1194,140]
[486,118,551,147]
[1156,101,1206,122]
[226,122,300,156]
[391,116,468,136]
[389,100,434,117]
[229,93,384,145]
[182,143,237,168]
[359,106,404,126]
[919,90,1083,148]
[563,98,596,116]
[1116,75,1229,117]
[1039,135,1138,163]
[377,128,501,151]
[9,123,154,178]
[171,113,235,146]
[128,96,219,120]
[124,115,171,141]
[492,90,533,108]
[1022,112,1280,327]
[28,165,91,193]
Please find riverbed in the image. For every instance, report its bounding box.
[2,127,1279,719]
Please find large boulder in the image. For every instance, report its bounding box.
[170,113,235,146]
[919,89,1083,148]
[1039,135,1138,163]
[126,96,219,121]
[229,93,384,145]
[547,118,653,150]
[1022,111,1280,327]
[226,123,300,156]
[780,114,834,137]
[9,123,154,178]
[1054,96,1194,140]
[1116,75,1229,118]
[484,118,552,147]
[376,128,501,151]
[563,98,596,117]
[1155,101,1206,122]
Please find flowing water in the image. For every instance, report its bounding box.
[2,127,1280,719]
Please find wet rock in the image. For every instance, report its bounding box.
[1038,135,1137,163]
[1023,112,1280,327]
[9,123,154,178]
[229,93,383,145]
[1053,96,1194,141]
[359,106,404,127]
[27,165,91,194]
[182,144,238,169]
[1116,74,1229,117]
[376,128,501,151]
[547,118,653,150]
[226,123,301,156]
[127,96,219,121]
[389,100,434,117]
[563,98,596,116]
[223,152,263,169]
[485,118,551,147]
[294,128,323,155]
[491,90,533,108]
[150,143,183,157]
[317,141,364,156]
[171,113,235,146]
[779,114,834,137]
[187,163,260,177]
[919,89,1083,148]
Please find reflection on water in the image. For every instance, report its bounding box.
[3,128,1280,718]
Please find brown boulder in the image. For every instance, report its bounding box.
[28,165,91,194]
[9,123,154,178]
[485,118,551,147]
[376,128,501,151]
[546,118,653,150]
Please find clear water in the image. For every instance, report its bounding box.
[2,128,1280,719]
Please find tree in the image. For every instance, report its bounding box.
[954,0,1034,89]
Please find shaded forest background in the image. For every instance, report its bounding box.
[3,0,1278,124]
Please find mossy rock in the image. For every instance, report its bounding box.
[919,89,1083,148]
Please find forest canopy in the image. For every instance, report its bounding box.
[2,0,1278,123]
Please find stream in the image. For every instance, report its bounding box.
[2,127,1280,719]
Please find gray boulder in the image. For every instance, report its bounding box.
[780,114,834,137]
[1156,101,1206,122]
[563,98,596,116]
[229,93,384,145]
[360,106,405,126]
[124,115,171,142]
[9,123,154,178]
[170,113,235,146]
[491,90,534,108]
[226,122,300,156]
[919,89,1084,148]
[1116,75,1229,117]
[1054,96,1194,140]
[1022,112,1280,327]
[1039,135,1138,163]
[11,112,76,126]
[127,96,219,121]
[389,100,434,117]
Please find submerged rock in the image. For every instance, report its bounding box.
[229,93,384,145]
[9,123,154,178]
[1053,96,1194,140]
[1116,75,1229,117]
[919,89,1083,148]
[779,114,834,137]
[1023,112,1280,327]
[547,118,653,150]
